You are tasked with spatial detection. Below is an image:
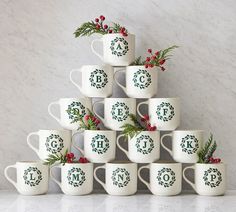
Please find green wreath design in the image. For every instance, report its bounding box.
[89,69,108,89]
[23,167,42,187]
[156,102,175,122]
[110,37,129,57]
[157,167,176,188]
[66,101,86,123]
[180,135,199,154]
[132,69,152,89]
[135,135,154,155]
[45,134,64,154]
[67,167,86,187]
[91,134,110,154]
[111,102,129,122]
[111,168,130,188]
[203,168,222,188]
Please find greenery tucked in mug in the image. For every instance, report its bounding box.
[121,114,156,139]
[70,108,102,130]
[74,15,128,37]
[197,134,221,164]
[44,149,89,166]
[130,45,178,71]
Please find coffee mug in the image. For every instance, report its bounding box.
[137,97,180,131]
[4,161,49,195]
[183,163,226,196]
[50,163,93,195]
[161,130,203,163]
[138,161,182,196]
[114,66,158,98]
[70,65,114,98]
[116,131,160,163]
[93,98,136,131]
[94,161,137,195]
[48,98,92,130]
[73,130,116,163]
[27,130,71,160]
[91,33,135,66]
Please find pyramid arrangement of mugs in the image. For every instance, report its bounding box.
[4,15,226,196]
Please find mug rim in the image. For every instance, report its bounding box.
[195,162,226,166]
[107,160,136,164]
[102,33,135,37]
[173,130,204,132]
[62,162,93,166]
[38,129,70,132]
[59,97,89,101]
[84,129,116,132]
[152,160,182,165]
[126,65,158,69]
[104,97,136,100]
[148,97,180,101]
[81,64,113,68]
[16,161,45,165]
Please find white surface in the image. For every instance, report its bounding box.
[0,0,236,191]
[0,190,236,212]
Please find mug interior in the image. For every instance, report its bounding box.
[152,160,181,165]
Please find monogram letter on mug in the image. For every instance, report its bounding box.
[48,98,92,130]
[91,33,135,66]
[183,163,226,196]
[137,98,180,131]
[117,131,160,163]
[50,163,93,195]
[73,130,116,163]
[27,130,71,160]
[161,130,203,163]
[93,98,136,131]
[70,65,114,98]
[4,161,49,195]
[138,162,182,196]
[114,66,158,98]
[94,162,137,195]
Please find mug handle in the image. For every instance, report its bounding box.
[137,100,149,118]
[4,165,17,189]
[69,68,82,92]
[91,38,103,60]
[48,101,61,124]
[50,164,62,188]
[92,100,105,124]
[116,134,129,158]
[138,165,151,191]
[183,165,196,191]
[113,69,126,93]
[72,131,85,155]
[94,164,106,190]
[27,131,40,157]
[160,133,173,157]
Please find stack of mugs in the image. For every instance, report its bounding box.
[4,32,226,196]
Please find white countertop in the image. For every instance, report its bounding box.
[0,190,236,212]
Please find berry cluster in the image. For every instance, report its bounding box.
[84,114,101,130]
[141,114,157,131]
[66,152,89,163]
[144,48,166,71]
[209,157,221,164]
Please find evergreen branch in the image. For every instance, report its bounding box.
[130,56,145,65]
[44,149,68,166]
[120,124,143,139]
[111,22,128,33]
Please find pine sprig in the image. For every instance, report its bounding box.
[44,149,68,166]
[198,134,217,163]
[130,56,145,66]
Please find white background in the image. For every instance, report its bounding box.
[0,0,235,191]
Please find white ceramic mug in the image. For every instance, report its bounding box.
[70,65,114,98]
[138,161,182,196]
[4,161,49,195]
[137,97,180,131]
[91,33,135,66]
[183,163,226,196]
[27,130,71,160]
[114,66,158,98]
[161,130,203,163]
[48,98,92,130]
[93,98,136,131]
[50,163,93,195]
[116,131,160,163]
[73,130,116,163]
[94,161,137,195]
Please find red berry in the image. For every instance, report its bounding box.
[149,64,154,68]
[108,29,113,33]
[122,32,128,37]
[69,153,74,158]
[155,51,159,56]
[67,158,72,163]
[96,24,100,29]
[79,157,89,163]
[143,114,149,121]
[104,24,108,29]
[145,64,149,69]
[159,59,166,65]
[100,15,105,21]
[95,18,99,22]
[148,49,152,53]
[120,27,125,33]
[91,116,96,122]
[151,56,156,60]
[161,66,165,71]
[84,115,90,120]
[141,117,145,122]
[146,57,151,62]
